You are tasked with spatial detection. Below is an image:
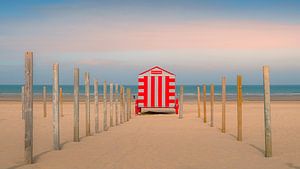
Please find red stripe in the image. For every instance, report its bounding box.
[138,78,144,82]
[138,86,144,89]
[138,93,145,96]
[158,76,162,107]
[151,76,155,107]
[169,100,175,103]
[169,86,175,89]
[169,93,175,96]
[144,76,148,106]
[165,76,170,107]
[151,70,162,74]
[169,78,175,82]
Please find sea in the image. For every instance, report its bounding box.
[1,85,300,96]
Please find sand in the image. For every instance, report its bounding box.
[0,100,300,169]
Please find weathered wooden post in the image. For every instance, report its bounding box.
[123,86,127,122]
[179,85,184,119]
[126,88,131,121]
[43,86,47,118]
[129,88,132,119]
[24,51,33,163]
[110,83,114,127]
[85,72,91,136]
[222,77,226,133]
[123,87,127,122]
[103,81,108,130]
[123,88,126,122]
[21,86,25,120]
[237,75,243,141]
[128,88,132,119]
[203,84,207,123]
[94,80,99,133]
[115,84,119,125]
[210,84,214,127]
[263,66,272,157]
[52,63,60,150]
[73,67,80,142]
[60,87,64,117]
[197,85,201,118]
[120,86,124,124]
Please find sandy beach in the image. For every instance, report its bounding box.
[0,99,299,169]
[2,0,300,168]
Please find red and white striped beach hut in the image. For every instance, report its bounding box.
[135,66,179,114]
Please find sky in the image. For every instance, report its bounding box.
[0,0,300,85]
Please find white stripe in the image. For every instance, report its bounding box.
[169,96,175,100]
[169,89,175,93]
[138,89,144,92]
[138,95,144,99]
[147,76,151,107]
[155,76,158,107]
[169,103,175,107]
[138,103,144,107]
[138,82,144,85]
[162,76,165,107]
[169,82,175,86]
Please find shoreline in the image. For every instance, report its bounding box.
[1,94,300,102]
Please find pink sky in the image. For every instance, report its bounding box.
[1,21,299,53]
[104,21,300,51]
[1,1,300,84]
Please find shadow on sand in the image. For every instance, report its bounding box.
[6,140,73,169]
[5,149,53,169]
[248,144,264,155]
[34,149,53,162]
[228,133,237,139]
[141,111,175,115]
[5,162,27,169]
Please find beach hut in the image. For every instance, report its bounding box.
[135,66,179,114]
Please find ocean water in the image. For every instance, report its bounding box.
[0,85,300,96]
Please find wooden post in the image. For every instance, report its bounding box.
[110,83,114,127]
[222,77,226,133]
[85,72,91,136]
[179,85,184,119]
[24,51,33,163]
[94,80,99,133]
[210,84,214,127]
[129,88,132,120]
[123,87,126,122]
[21,86,25,120]
[124,88,127,121]
[263,66,272,157]
[43,86,47,118]
[103,81,108,131]
[120,86,124,124]
[203,84,207,123]
[52,63,60,150]
[115,84,119,125]
[237,75,243,141]
[122,86,126,122]
[127,88,131,121]
[130,89,133,119]
[73,67,80,142]
[197,85,201,118]
[60,87,64,117]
